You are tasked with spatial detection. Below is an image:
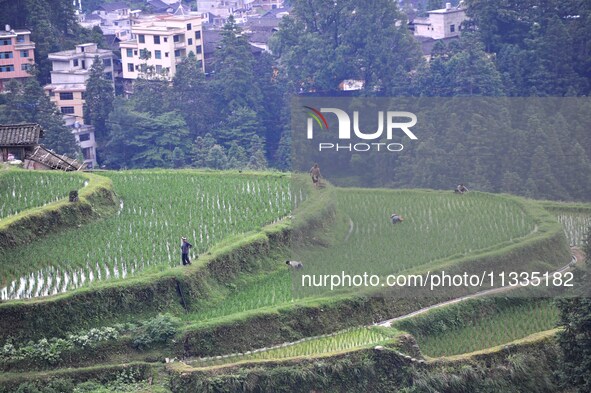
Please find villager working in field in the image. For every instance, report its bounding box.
[309,163,321,188]
[181,237,193,266]
[390,213,404,224]
[286,260,304,269]
[455,184,468,194]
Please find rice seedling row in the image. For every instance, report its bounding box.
[0,171,86,219]
[408,300,558,358]
[0,172,294,300]
[190,327,394,368]
[185,269,293,322]
[556,213,591,246]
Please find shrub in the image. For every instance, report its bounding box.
[131,314,180,350]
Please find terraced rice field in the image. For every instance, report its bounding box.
[399,300,559,358]
[190,327,395,368]
[291,189,538,297]
[0,170,86,219]
[0,171,294,300]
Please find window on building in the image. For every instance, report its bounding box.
[0,38,11,46]
[0,52,13,59]
[196,45,202,54]
[134,50,138,56]
[140,64,147,73]
[127,63,134,72]
[173,35,180,43]
[174,49,181,57]
[73,59,79,67]
[188,38,193,46]
[81,60,86,69]
[81,92,86,100]
[138,34,145,43]
[60,106,75,114]
[164,37,168,42]
[16,35,25,43]
[82,147,94,160]
[186,23,192,30]
[156,65,162,73]
[20,50,28,57]
[103,58,111,67]
[60,92,74,100]
[0,65,14,72]
[165,52,169,57]
[154,35,160,44]
[155,50,161,59]
[450,24,455,33]
[21,63,31,71]
[79,133,91,142]
[105,72,112,80]
[126,48,133,57]
[195,31,201,40]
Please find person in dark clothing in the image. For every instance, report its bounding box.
[181,237,193,265]
[309,163,321,188]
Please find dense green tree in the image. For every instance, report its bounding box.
[205,145,228,169]
[172,52,213,138]
[271,0,422,95]
[103,100,189,169]
[227,141,248,169]
[1,77,77,156]
[215,106,261,148]
[212,16,263,114]
[247,135,268,170]
[84,56,114,145]
[132,79,172,115]
[190,134,216,168]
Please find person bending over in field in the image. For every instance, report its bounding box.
[286,260,304,269]
[390,213,404,224]
[181,237,193,266]
[309,163,321,188]
[455,184,468,194]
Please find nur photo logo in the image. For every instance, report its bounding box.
[303,106,418,152]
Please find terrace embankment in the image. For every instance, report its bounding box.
[0,171,118,250]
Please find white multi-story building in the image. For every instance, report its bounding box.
[119,14,205,81]
[413,2,467,40]
[44,43,115,168]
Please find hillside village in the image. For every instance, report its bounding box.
[0,1,591,392]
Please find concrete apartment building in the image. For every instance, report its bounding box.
[119,14,205,81]
[0,25,35,91]
[44,43,115,168]
[413,2,467,40]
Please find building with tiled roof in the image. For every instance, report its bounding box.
[0,123,43,162]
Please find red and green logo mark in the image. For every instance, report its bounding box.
[303,106,329,130]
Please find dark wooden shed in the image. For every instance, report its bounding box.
[0,123,43,162]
